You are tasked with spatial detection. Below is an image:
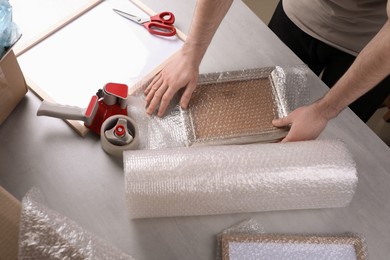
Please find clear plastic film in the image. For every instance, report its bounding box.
[217,219,368,260]
[123,139,357,219]
[0,0,21,58]
[18,188,137,260]
[127,65,308,149]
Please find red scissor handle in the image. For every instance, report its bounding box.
[143,21,176,37]
[150,12,175,25]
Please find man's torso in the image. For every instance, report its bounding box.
[283,0,387,55]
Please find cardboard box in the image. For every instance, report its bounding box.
[0,49,28,124]
[0,185,21,260]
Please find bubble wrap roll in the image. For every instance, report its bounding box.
[124,139,357,218]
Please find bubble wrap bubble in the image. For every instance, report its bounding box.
[127,66,308,148]
[124,139,357,219]
[18,188,136,260]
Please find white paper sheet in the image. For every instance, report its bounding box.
[18,0,183,108]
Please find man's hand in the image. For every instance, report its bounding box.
[272,102,331,142]
[144,49,200,117]
[143,0,233,117]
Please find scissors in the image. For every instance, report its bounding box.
[113,9,176,37]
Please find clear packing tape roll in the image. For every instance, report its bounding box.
[124,139,358,219]
[18,188,136,260]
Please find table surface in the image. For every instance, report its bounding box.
[2,0,390,259]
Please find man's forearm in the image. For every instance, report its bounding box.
[318,19,390,119]
[182,0,233,66]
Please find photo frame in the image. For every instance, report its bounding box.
[221,233,367,260]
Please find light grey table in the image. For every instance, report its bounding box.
[2,0,390,259]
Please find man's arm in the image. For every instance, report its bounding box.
[145,0,233,117]
[273,2,390,142]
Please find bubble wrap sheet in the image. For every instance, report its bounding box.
[124,139,357,219]
[127,65,308,149]
[18,188,136,260]
[218,219,368,260]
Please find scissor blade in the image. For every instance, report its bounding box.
[113,9,143,24]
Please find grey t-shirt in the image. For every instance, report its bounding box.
[283,0,387,56]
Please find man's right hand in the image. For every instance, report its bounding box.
[144,49,200,117]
